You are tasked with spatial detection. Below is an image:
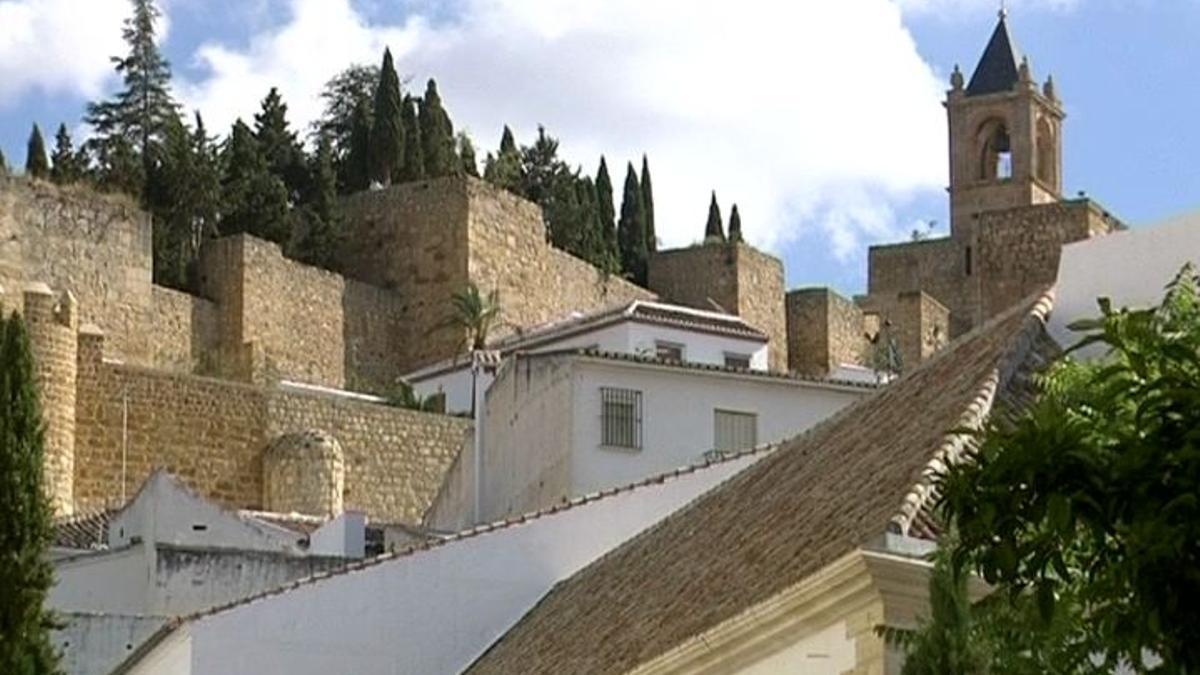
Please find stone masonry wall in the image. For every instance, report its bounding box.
[785,288,866,376]
[24,285,78,513]
[648,242,787,372]
[866,236,975,338]
[148,286,220,374]
[859,291,950,372]
[73,327,471,522]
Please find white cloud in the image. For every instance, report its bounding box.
[895,0,1080,17]
[0,0,128,103]
[178,0,956,259]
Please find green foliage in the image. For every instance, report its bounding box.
[419,79,457,178]
[457,132,479,178]
[290,135,342,270]
[704,191,725,242]
[482,125,521,194]
[219,119,289,244]
[640,155,656,252]
[344,100,372,193]
[49,125,83,185]
[594,157,619,270]
[618,162,649,285]
[385,381,443,413]
[868,319,903,376]
[369,49,405,186]
[728,204,743,243]
[312,64,378,166]
[253,87,308,202]
[145,113,220,289]
[0,148,8,176]
[451,283,502,351]
[399,95,425,182]
[24,125,49,179]
[0,312,63,674]
[933,264,1200,672]
[84,0,178,192]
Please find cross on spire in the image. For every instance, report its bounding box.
[999,0,1008,19]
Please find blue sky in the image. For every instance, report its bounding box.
[1,0,1196,296]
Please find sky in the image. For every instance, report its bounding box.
[1,0,1197,295]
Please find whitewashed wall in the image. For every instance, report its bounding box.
[125,452,766,675]
[570,359,866,496]
[54,613,168,675]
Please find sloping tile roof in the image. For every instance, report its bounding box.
[467,291,1058,675]
[571,349,880,391]
[967,14,1022,96]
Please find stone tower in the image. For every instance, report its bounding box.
[263,429,346,517]
[947,10,1064,242]
[23,284,78,515]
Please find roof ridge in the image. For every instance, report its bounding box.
[888,288,1055,536]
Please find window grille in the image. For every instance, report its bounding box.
[654,341,684,362]
[601,387,643,449]
[714,409,757,452]
[724,353,751,370]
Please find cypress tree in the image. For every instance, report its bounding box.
[483,125,522,194]
[419,79,457,177]
[0,148,8,176]
[84,0,178,185]
[729,204,743,243]
[344,100,372,193]
[399,95,424,182]
[457,132,479,178]
[293,135,341,270]
[369,48,404,186]
[219,119,289,244]
[595,157,618,268]
[640,154,656,252]
[704,191,725,242]
[618,162,649,285]
[0,311,62,674]
[50,124,82,184]
[24,125,49,179]
[253,87,308,202]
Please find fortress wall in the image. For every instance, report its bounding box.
[733,244,788,372]
[866,236,976,337]
[465,179,655,344]
[265,391,472,524]
[786,288,866,376]
[0,178,154,363]
[148,286,221,374]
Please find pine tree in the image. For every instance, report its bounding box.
[457,132,479,178]
[220,119,289,244]
[84,0,178,189]
[97,136,144,197]
[0,311,62,674]
[292,135,341,270]
[419,79,457,178]
[618,162,649,285]
[50,124,82,185]
[520,126,563,206]
[704,191,725,242]
[24,125,49,179]
[312,64,378,162]
[595,157,619,269]
[640,155,656,252]
[369,48,404,186]
[344,100,372,193]
[729,204,743,243]
[253,87,308,202]
[399,95,424,182]
[145,113,220,289]
[483,125,521,194]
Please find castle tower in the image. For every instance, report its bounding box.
[23,284,78,515]
[263,429,345,517]
[947,10,1064,241]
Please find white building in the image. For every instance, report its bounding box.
[425,349,874,529]
[407,300,772,414]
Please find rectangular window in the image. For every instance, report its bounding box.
[714,409,757,452]
[965,246,973,276]
[601,387,643,449]
[655,341,684,362]
[724,353,751,370]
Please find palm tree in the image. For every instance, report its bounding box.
[451,282,501,352]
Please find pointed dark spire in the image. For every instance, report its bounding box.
[966,13,1021,97]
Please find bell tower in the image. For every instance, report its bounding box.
[946,10,1064,241]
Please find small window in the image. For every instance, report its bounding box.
[965,246,973,276]
[714,409,757,452]
[655,341,684,362]
[724,353,751,370]
[601,387,643,449]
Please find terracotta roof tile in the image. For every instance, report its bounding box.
[467,291,1057,675]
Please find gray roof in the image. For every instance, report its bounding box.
[967,15,1021,96]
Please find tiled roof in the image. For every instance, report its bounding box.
[53,509,114,550]
[967,14,1022,96]
[467,291,1058,675]
[571,348,881,391]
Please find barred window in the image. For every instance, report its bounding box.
[724,353,751,370]
[601,387,643,449]
[655,341,684,362]
[714,409,757,452]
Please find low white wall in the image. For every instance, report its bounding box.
[55,613,168,675]
[149,452,766,675]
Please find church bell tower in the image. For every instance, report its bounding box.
[946,10,1064,241]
